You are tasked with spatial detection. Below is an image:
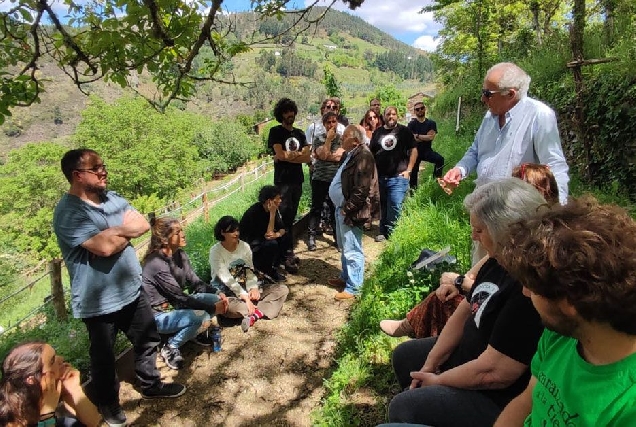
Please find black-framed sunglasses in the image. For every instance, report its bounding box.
[75,164,107,174]
[481,88,511,99]
[414,107,425,112]
[325,104,337,110]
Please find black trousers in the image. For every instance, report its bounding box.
[252,238,284,276]
[410,149,445,189]
[82,290,161,406]
[308,179,335,235]
[277,182,302,255]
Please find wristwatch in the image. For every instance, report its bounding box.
[454,275,465,293]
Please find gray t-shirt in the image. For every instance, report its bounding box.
[53,191,141,318]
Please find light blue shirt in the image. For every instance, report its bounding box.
[53,192,141,318]
[456,97,569,204]
[329,152,352,208]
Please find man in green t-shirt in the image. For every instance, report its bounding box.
[494,197,636,427]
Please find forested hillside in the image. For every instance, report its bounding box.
[0,7,431,155]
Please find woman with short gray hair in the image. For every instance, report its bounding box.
[382,178,546,427]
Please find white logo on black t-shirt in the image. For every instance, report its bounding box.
[285,137,300,152]
[470,281,499,327]
[380,134,397,151]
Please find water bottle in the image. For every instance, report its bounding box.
[211,326,222,352]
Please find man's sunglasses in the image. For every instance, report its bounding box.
[75,164,107,174]
[481,88,511,98]
[325,105,337,110]
[414,107,425,112]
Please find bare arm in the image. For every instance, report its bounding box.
[401,146,419,179]
[418,299,472,374]
[494,376,536,427]
[431,345,529,389]
[273,144,311,163]
[315,145,345,162]
[415,130,437,142]
[81,210,150,257]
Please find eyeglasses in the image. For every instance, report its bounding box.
[481,88,511,99]
[75,164,107,174]
[414,107,425,112]
[325,105,337,110]
[370,103,380,107]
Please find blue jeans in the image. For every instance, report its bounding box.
[335,209,364,295]
[379,175,410,237]
[154,293,219,348]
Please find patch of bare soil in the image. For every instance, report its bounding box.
[118,228,386,426]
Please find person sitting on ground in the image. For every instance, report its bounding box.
[142,217,229,370]
[209,216,289,333]
[385,178,546,427]
[239,185,288,281]
[493,197,636,426]
[0,342,101,427]
[380,163,559,339]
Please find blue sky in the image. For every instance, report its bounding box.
[224,0,441,52]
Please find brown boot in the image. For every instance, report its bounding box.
[379,319,414,337]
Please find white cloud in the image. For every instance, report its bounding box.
[413,35,439,52]
[306,0,441,40]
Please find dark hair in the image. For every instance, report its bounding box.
[143,217,180,264]
[320,98,331,114]
[0,342,46,425]
[512,163,559,205]
[499,196,636,335]
[273,98,298,123]
[322,111,337,124]
[214,216,239,241]
[258,185,281,204]
[360,109,380,132]
[60,148,99,183]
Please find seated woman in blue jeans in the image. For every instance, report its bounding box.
[385,179,547,427]
[142,217,228,370]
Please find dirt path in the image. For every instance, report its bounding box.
[118,228,385,426]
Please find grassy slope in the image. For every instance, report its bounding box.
[313,113,635,426]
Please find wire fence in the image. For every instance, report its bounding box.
[0,160,274,337]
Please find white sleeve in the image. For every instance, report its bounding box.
[533,109,569,204]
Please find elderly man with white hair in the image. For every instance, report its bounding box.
[443,62,569,205]
[327,125,379,300]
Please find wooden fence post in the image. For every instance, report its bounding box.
[49,259,67,322]
[203,193,209,222]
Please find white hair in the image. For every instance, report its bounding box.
[345,124,365,145]
[487,62,531,100]
[464,178,546,251]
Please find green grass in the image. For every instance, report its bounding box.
[311,113,635,426]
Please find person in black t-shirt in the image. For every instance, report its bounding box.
[407,101,444,188]
[239,185,287,282]
[385,179,546,427]
[369,106,417,241]
[267,98,310,274]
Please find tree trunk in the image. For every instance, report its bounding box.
[569,0,592,179]
[530,1,542,46]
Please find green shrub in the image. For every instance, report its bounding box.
[193,119,262,178]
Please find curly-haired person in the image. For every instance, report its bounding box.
[494,196,636,426]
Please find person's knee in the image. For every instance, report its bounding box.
[388,391,417,423]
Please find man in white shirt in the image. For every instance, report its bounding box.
[443,62,569,205]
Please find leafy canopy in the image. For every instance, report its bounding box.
[0,0,365,124]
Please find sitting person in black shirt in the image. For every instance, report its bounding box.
[384,178,547,427]
[239,185,287,282]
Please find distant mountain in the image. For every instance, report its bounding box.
[0,7,433,156]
